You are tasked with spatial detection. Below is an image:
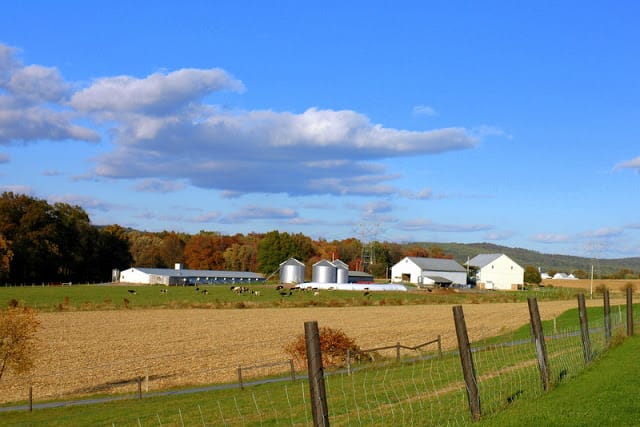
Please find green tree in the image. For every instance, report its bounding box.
[257,231,316,275]
[524,265,542,284]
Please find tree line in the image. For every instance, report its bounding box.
[0,192,455,284]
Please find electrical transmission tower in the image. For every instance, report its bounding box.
[357,223,381,272]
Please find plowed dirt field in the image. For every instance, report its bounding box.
[1,299,603,404]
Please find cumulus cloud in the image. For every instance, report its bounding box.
[0,42,99,144]
[0,152,9,163]
[398,219,492,233]
[70,68,244,114]
[2,42,483,197]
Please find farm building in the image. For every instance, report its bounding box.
[119,264,265,285]
[279,258,305,284]
[467,253,524,290]
[391,257,467,286]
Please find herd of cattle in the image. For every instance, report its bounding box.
[126,284,321,297]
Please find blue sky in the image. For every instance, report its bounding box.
[1,1,639,259]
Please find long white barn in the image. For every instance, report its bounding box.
[119,264,264,285]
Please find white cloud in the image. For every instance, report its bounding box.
[47,194,112,211]
[188,211,222,223]
[412,105,438,117]
[615,156,640,172]
[484,230,515,241]
[0,42,99,144]
[398,218,492,232]
[1,42,483,198]
[0,184,32,194]
[223,205,298,223]
[70,68,244,114]
[133,179,186,193]
[530,233,571,243]
[0,152,9,163]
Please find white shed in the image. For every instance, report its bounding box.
[468,254,524,290]
[391,257,467,286]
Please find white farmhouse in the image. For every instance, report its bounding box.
[391,257,467,286]
[468,254,524,290]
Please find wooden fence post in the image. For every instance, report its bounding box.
[603,290,611,345]
[396,342,401,362]
[452,305,481,421]
[137,377,142,399]
[627,287,634,336]
[305,321,330,427]
[28,385,33,412]
[289,359,297,382]
[437,334,442,358]
[577,294,592,364]
[528,297,551,391]
[237,367,244,390]
[346,348,351,375]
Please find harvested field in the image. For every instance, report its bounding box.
[542,279,640,293]
[0,299,605,404]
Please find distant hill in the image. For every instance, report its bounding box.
[416,242,640,277]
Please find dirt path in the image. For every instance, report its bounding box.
[0,299,600,403]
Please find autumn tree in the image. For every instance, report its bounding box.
[0,234,12,280]
[158,232,186,267]
[128,232,164,267]
[224,233,260,271]
[0,306,40,381]
[524,265,542,284]
[184,232,236,270]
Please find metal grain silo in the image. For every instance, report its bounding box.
[333,259,349,284]
[313,259,337,283]
[279,258,305,284]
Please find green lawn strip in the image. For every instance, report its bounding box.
[479,335,640,427]
[0,284,584,312]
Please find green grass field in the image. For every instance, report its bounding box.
[479,335,640,426]
[0,283,584,311]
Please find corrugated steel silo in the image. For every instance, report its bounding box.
[280,258,305,284]
[313,259,337,283]
[333,259,349,284]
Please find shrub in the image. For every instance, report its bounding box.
[595,284,608,296]
[0,306,40,381]
[284,326,365,369]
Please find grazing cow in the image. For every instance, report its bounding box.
[201,289,209,295]
[127,289,137,294]
[160,289,168,294]
[313,291,320,296]
[363,291,370,297]
[275,285,284,290]
[252,290,261,296]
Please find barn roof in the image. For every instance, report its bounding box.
[405,257,466,272]
[130,267,264,279]
[468,253,504,268]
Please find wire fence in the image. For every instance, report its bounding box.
[3,291,637,426]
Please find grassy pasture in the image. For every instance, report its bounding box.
[0,283,586,312]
